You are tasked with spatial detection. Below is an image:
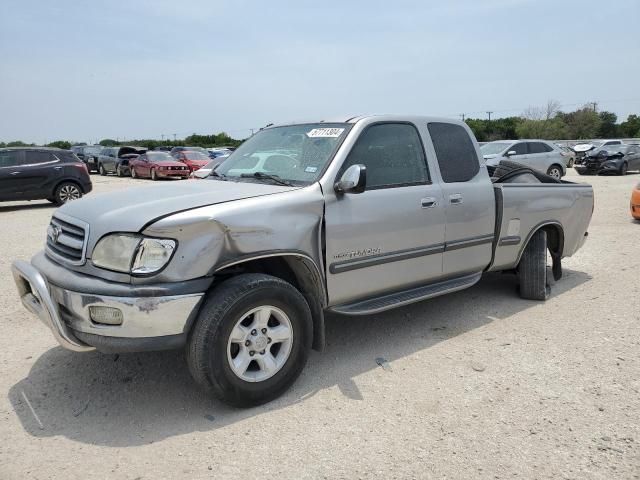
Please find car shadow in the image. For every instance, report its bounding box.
[8,269,590,447]
[0,202,55,213]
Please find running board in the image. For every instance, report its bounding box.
[329,272,482,316]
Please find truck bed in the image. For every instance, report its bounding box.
[489,182,594,272]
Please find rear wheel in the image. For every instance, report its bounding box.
[116,165,123,177]
[131,167,137,179]
[517,230,549,301]
[187,274,312,407]
[547,165,563,179]
[53,182,82,206]
[99,164,106,176]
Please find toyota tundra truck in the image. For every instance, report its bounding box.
[12,115,593,407]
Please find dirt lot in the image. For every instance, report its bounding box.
[0,172,638,479]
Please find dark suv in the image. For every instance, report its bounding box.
[70,145,103,173]
[0,148,92,205]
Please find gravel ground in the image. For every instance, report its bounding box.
[0,171,638,479]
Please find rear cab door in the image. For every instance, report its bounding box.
[323,121,447,306]
[0,150,25,200]
[12,150,61,199]
[425,122,496,277]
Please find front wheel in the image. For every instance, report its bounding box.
[99,164,106,176]
[619,162,628,176]
[517,230,549,301]
[187,274,312,407]
[131,167,137,179]
[151,168,158,181]
[547,165,563,179]
[116,165,123,177]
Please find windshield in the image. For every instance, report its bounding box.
[147,152,173,162]
[85,146,102,154]
[216,123,351,184]
[480,142,511,155]
[184,151,209,160]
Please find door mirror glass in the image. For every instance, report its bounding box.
[334,164,366,194]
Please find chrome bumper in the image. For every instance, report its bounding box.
[11,260,204,352]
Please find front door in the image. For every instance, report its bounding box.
[324,122,446,306]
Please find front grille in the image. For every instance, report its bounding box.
[45,214,89,265]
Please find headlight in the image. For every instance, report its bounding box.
[91,234,176,274]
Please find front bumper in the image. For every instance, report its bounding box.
[157,169,189,178]
[11,258,205,353]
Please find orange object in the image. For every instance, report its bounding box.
[631,183,640,220]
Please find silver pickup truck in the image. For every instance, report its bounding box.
[12,115,593,407]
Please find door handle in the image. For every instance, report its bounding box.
[449,193,463,205]
[10,171,21,175]
[53,166,62,170]
[421,197,437,208]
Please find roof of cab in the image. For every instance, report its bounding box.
[265,114,469,129]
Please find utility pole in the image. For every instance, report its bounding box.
[459,114,465,121]
[173,133,177,141]
[161,134,165,141]
[486,111,493,122]
[250,128,255,135]
[590,102,597,112]
[486,111,493,140]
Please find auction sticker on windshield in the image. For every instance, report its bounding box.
[306,128,345,138]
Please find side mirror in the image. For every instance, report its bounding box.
[506,150,517,157]
[334,164,366,194]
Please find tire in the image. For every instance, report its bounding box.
[547,165,563,179]
[576,170,588,175]
[151,168,157,181]
[517,230,549,301]
[53,181,82,206]
[131,167,137,179]
[99,164,106,176]
[619,162,628,176]
[116,165,123,177]
[187,273,313,407]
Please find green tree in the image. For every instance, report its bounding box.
[558,107,601,139]
[597,111,619,138]
[620,114,640,138]
[47,140,72,149]
[99,138,119,146]
[6,140,31,147]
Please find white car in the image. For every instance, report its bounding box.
[480,140,567,179]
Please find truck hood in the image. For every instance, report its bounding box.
[58,180,298,240]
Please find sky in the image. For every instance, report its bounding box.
[1,0,639,144]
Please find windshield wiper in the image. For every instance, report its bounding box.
[240,172,294,186]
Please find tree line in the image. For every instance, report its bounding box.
[0,132,244,151]
[2,104,640,149]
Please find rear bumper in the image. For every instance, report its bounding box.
[11,257,206,353]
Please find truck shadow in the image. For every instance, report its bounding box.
[8,269,590,447]
[0,202,55,213]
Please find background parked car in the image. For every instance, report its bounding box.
[574,144,640,176]
[556,144,576,167]
[0,147,92,205]
[170,146,208,157]
[97,146,147,176]
[70,145,102,172]
[130,152,190,180]
[631,183,640,220]
[207,148,233,159]
[173,150,211,172]
[480,139,567,178]
[189,157,227,179]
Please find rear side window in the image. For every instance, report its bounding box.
[510,143,528,155]
[528,142,553,154]
[340,123,429,189]
[427,122,479,183]
[25,151,55,164]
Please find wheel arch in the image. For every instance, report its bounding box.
[212,252,327,351]
[516,221,565,266]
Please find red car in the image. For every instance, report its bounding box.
[129,152,190,180]
[173,150,211,172]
